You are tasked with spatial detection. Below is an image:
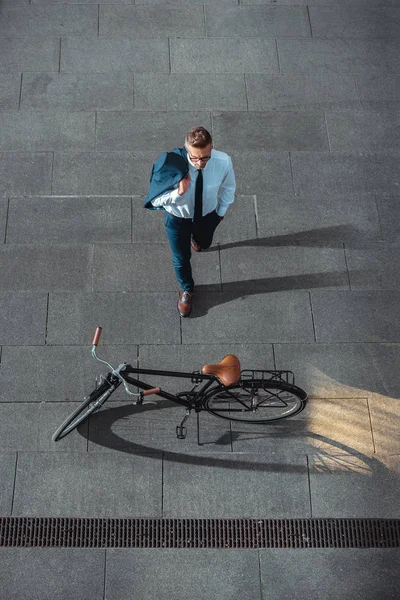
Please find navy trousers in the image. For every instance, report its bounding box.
[164,210,221,292]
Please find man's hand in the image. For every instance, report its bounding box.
[177,174,190,196]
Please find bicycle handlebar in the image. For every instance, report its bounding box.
[92,327,102,346]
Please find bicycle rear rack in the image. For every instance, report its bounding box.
[240,369,295,387]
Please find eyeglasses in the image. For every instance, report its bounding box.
[188,153,211,163]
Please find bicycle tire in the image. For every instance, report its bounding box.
[205,379,307,423]
[52,379,117,441]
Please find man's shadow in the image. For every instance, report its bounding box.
[190,225,365,317]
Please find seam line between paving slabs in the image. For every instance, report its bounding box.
[102,550,107,600]
[10,452,19,516]
[308,291,317,342]
[274,38,281,74]
[306,455,313,518]
[44,293,50,345]
[257,550,263,600]
[343,243,352,290]
[288,151,296,195]
[373,194,385,240]
[97,4,100,38]
[18,74,23,110]
[366,397,377,454]
[306,5,313,39]
[4,197,10,243]
[168,38,172,73]
[58,38,62,74]
[50,152,55,195]
[323,110,332,152]
[244,74,249,111]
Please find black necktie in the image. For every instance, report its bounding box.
[193,169,203,225]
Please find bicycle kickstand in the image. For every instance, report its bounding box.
[176,409,191,439]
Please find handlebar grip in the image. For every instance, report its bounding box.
[92,327,102,346]
[143,387,161,396]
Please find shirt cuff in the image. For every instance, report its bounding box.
[216,207,228,217]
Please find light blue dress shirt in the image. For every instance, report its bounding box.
[151,149,236,218]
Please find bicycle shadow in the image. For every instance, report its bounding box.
[80,399,388,479]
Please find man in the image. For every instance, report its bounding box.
[148,126,236,317]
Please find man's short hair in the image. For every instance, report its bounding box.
[185,126,213,148]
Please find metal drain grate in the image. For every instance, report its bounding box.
[1,518,399,549]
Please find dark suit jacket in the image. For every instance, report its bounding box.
[143,147,188,210]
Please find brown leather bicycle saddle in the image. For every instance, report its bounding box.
[202,354,241,386]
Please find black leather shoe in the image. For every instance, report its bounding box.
[177,291,193,317]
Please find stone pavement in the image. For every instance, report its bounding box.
[0,0,400,597]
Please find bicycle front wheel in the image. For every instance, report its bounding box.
[205,379,306,423]
[52,379,117,441]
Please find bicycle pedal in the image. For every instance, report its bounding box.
[176,425,187,439]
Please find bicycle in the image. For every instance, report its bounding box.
[52,327,308,442]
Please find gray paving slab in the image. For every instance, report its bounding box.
[0,38,59,73]
[13,452,163,516]
[230,398,375,456]
[21,73,134,111]
[345,242,400,289]
[291,152,400,197]
[181,291,314,343]
[0,4,98,37]
[0,199,7,243]
[311,290,400,343]
[246,73,360,111]
[171,38,279,74]
[0,344,138,404]
[93,242,220,292]
[243,0,341,4]
[0,111,95,152]
[52,151,158,195]
[134,74,247,111]
[220,246,349,292]
[138,342,275,394]
[136,0,238,4]
[0,549,105,600]
[61,37,169,73]
[0,244,92,291]
[309,453,400,517]
[369,397,400,455]
[326,109,400,152]
[259,549,400,600]
[132,195,165,242]
[96,111,211,151]
[0,293,47,345]
[377,195,400,242]
[0,453,17,515]
[99,5,205,38]
[309,7,400,39]
[0,403,88,452]
[47,292,180,345]
[355,73,400,106]
[228,151,293,196]
[88,400,232,453]
[0,152,52,197]
[163,451,310,517]
[213,111,329,151]
[0,74,21,110]
[274,342,400,398]
[212,194,257,244]
[106,549,261,600]
[6,196,132,244]
[255,193,381,242]
[277,39,400,74]
[205,6,311,37]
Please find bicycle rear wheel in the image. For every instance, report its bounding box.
[205,379,306,423]
[52,378,117,441]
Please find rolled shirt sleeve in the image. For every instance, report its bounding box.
[151,187,181,207]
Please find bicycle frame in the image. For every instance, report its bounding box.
[119,364,220,410]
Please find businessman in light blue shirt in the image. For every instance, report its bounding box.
[152,126,236,317]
